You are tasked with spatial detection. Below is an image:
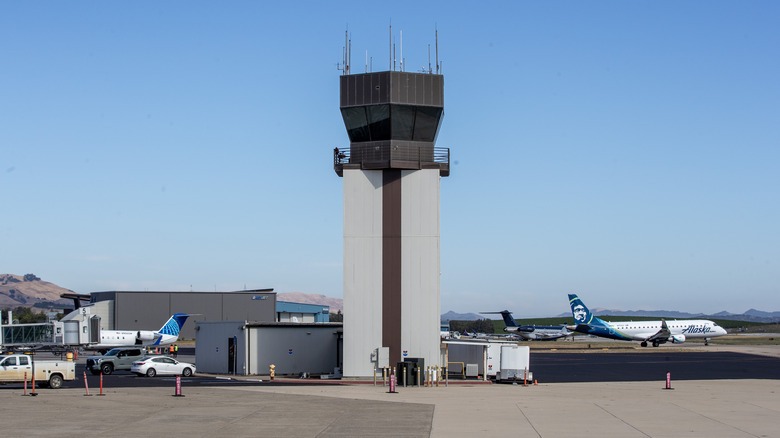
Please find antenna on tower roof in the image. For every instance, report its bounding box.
[389,22,392,71]
[338,27,350,75]
[428,44,431,74]
[400,30,403,72]
[435,26,440,75]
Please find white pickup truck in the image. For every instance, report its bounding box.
[0,354,76,389]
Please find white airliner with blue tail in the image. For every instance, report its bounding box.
[481,310,571,341]
[567,294,727,347]
[86,313,191,352]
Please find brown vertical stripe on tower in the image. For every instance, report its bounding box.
[382,169,402,365]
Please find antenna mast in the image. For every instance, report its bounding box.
[435,27,439,74]
[428,44,431,74]
[400,30,403,72]
[389,23,392,71]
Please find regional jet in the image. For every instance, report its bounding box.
[481,311,571,341]
[567,294,727,347]
[86,313,191,352]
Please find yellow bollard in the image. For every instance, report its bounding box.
[269,364,276,380]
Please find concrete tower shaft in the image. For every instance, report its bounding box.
[336,71,448,378]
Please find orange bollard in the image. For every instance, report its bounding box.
[97,372,105,396]
[83,371,92,396]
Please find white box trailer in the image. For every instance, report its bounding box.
[497,345,532,382]
[444,340,528,381]
[486,343,501,377]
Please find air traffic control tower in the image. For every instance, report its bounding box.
[334,71,449,378]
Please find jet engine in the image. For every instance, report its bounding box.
[136,331,156,341]
[670,334,686,344]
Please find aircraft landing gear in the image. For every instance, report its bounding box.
[652,340,659,347]
[641,341,648,347]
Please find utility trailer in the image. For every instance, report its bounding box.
[496,345,532,383]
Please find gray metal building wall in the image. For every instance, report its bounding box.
[90,290,276,339]
[194,321,247,374]
[248,324,342,376]
[195,321,343,376]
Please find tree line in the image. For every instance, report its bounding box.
[448,319,496,334]
[0,306,52,324]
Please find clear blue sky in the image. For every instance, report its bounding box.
[2,2,778,317]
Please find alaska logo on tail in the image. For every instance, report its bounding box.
[569,294,607,327]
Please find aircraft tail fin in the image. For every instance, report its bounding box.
[568,294,607,327]
[157,313,190,337]
[480,310,518,328]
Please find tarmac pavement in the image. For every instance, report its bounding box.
[2,377,778,437]
[2,345,779,437]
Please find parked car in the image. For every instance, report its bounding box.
[131,356,195,377]
[86,347,145,375]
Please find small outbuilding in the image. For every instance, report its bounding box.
[195,321,343,376]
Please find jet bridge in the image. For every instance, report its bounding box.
[1,315,101,351]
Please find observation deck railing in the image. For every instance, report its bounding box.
[334,144,450,177]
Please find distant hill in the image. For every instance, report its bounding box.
[555,307,780,324]
[441,311,484,321]
[277,292,343,313]
[0,274,72,308]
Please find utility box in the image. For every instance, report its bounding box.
[497,345,531,382]
[465,363,479,378]
[403,357,425,385]
[375,347,390,369]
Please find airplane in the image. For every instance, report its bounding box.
[463,329,490,339]
[481,311,571,341]
[85,313,192,352]
[567,294,727,347]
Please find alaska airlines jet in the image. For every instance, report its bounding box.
[567,294,727,347]
[86,314,191,352]
[481,311,571,341]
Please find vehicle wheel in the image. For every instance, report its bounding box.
[182,367,192,377]
[640,341,648,347]
[101,363,113,375]
[48,374,63,389]
[146,368,157,377]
